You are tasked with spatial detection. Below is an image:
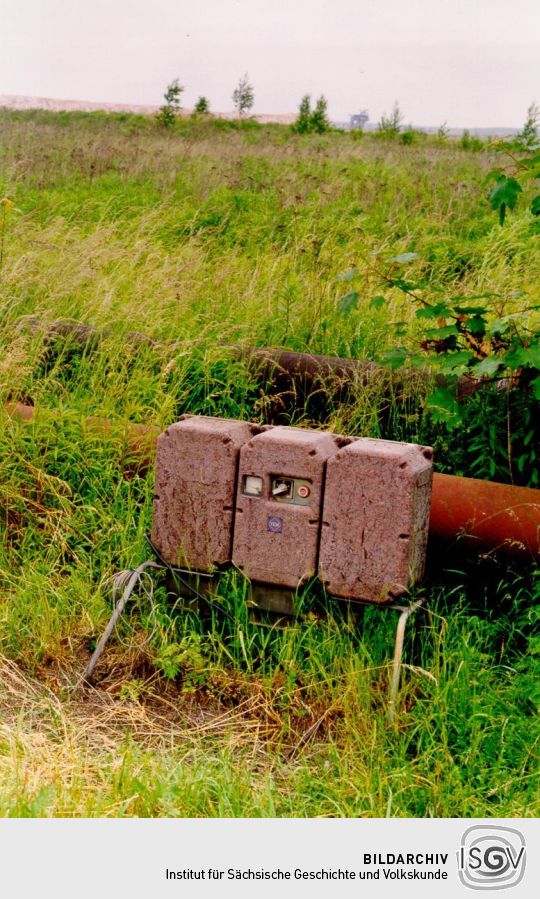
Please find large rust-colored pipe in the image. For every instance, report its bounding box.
[234,346,495,400]
[15,317,490,400]
[429,473,539,561]
[6,403,539,561]
[6,402,159,474]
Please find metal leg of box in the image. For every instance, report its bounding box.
[163,567,426,719]
[166,567,221,613]
[387,598,425,721]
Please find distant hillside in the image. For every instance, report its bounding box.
[0,94,296,125]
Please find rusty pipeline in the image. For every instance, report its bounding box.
[228,345,516,410]
[15,317,501,404]
[429,473,540,561]
[6,402,539,561]
[6,402,159,474]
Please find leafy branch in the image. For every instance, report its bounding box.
[487,125,540,225]
[336,253,539,426]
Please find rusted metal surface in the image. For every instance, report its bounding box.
[16,315,159,349]
[6,401,35,421]
[6,403,539,561]
[429,473,540,561]
[242,348,377,383]
[84,416,160,468]
[13,317,496,409]
[6,402,159,474]
[231,345,503,405]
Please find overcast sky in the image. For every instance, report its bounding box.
[2,0,539,126]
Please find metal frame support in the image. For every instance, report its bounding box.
[168,567,428,720]
[90,548,428,722]
[164,561,428,719]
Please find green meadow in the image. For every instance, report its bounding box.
[0,110,538,817]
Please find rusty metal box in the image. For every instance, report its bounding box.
[319,438,433,603]
[232,426,339,589]
[152,415,257,570]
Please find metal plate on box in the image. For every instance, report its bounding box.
[267,515,283,533]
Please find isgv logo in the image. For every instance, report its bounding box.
[457,825,526,891]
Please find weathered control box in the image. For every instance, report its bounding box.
[232,427,339,588]
[319,438,433,603]
[152,416,433,605]
[152,415,258,570]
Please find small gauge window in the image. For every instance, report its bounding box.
[243,475,263,497]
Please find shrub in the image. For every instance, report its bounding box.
[194,96,210,115]
[157,78,183,128]
[377,101,403,137]
[232,74,254,119]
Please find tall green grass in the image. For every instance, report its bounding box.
[0,111,538,817]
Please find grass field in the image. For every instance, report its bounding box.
[0,110,538,817]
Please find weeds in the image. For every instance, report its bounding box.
[0,110,537,817]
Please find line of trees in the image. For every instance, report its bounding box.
[157,76,540,150]
[157,76,333,133]
[155,74,397,137]
[158,74,255,126]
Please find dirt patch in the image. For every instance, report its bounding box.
[1,645,347,758]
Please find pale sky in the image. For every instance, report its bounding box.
[2,0,539,126]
